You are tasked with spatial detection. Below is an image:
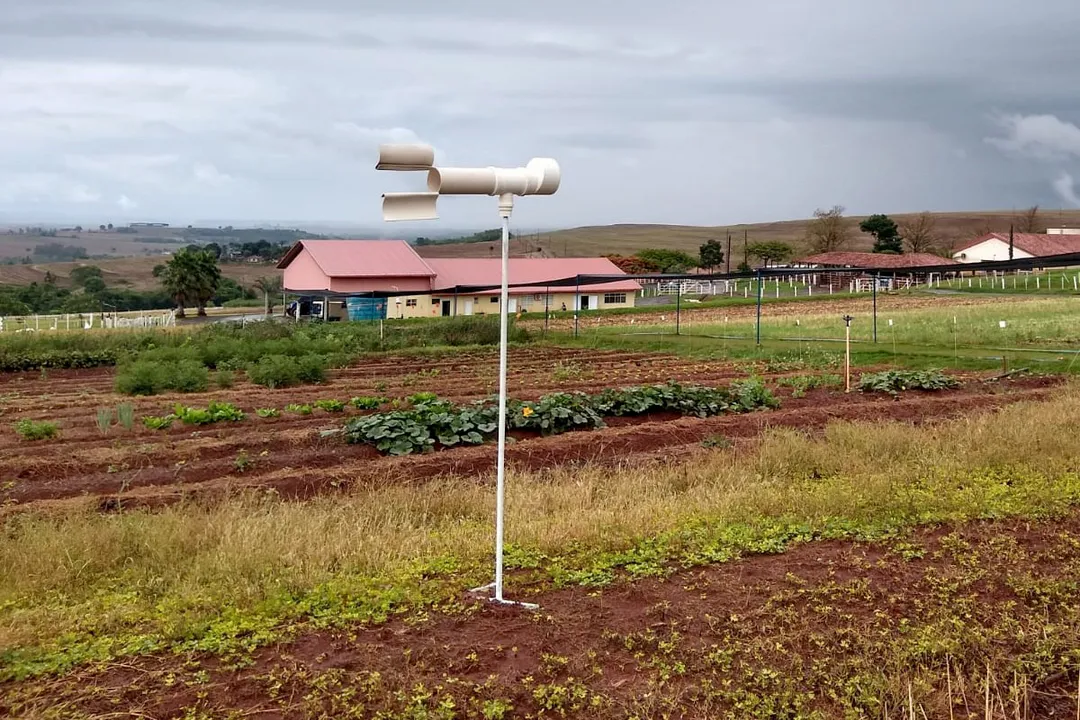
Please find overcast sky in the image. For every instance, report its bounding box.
[3,0,1080,230]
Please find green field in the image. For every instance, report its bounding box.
[571,297,1080,370]
[929,270,1080,295]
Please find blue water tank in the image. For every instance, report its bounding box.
[345,297,387,321]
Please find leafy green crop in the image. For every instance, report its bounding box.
[256,408,280,418]
[345,397,496,453]
[246,354,328,389]
[141,415,174,430]
[286,403,313,415]
[172,401,246,425]
[858,369,960,395]
[345,397,498,455]
[592,379,778,418]
[114,359,209,396]
[350,396,387,410]
[314,399,345,412]
[346,381,778,455]
[13,419,59,441]
[510,392,605,435]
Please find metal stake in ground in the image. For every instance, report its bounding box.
[843,314,854,392]
[376,143,561,610]
[755,270,763,345]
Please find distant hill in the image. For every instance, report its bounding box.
[0,225,327,263]
[0,256,281,292]
[415,210,1080,261]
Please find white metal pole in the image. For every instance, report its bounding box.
[494,193,512,604]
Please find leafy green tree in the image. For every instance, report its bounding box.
[59,293,103,313]
[0,294,31,316]
[860,214,903,254]
[212,277,253,306]
[70,265,103,288]
[158,248,222,317]
[635,248,698,273]
[82,277,107,294]
[698,239,724,271]
[746,241,794,267]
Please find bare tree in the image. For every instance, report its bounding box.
[805,205,852,253]
[1015,205,1041,233]
[899,212,939,254]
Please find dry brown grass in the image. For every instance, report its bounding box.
[0,256,281,291]
[416,209,1080,260]
[2,387,1079,655]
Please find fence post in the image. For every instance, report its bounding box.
[675,283,681,336]
[872,274,878,344]
[755,271,763,346]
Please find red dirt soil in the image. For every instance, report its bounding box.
[0,347,1062,514]
[7,513,1080,718]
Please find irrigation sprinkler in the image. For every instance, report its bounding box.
[377,143,561,610]
[842,315,854,393]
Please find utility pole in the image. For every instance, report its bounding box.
[725,231,732,274]
[1009,223,1014,261]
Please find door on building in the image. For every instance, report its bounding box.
[441,300,452,317]
[508,297,518,313]
[464,300,474,316]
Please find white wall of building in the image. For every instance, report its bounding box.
[953,237,1034,263]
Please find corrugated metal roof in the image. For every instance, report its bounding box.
[798,252,957,268]
[277,240,436,277]
[953,233,1080,256]
[427,258,642,293]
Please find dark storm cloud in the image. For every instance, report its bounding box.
[2,0,1080,225]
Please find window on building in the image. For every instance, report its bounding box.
[432,297,440,305]
[533,293,554,304]
[604,293,627,304]
[406,298,418,307]
[490,296,499,303]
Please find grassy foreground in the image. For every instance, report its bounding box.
[3,387,1080,687]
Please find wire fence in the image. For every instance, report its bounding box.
[537,264,1080,372]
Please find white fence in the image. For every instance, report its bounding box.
[0,310,177,333]
[647,275,822,298]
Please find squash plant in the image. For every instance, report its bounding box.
[857,370,959,396]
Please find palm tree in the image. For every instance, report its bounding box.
[158,248,221,318]
[253,275,283,316]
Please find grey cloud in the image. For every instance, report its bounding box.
[0,13,353,46]
[2,0,1080,227]
[551,132,652,151]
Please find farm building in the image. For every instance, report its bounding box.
[277,240,641,320]
[952,233,1080,263]
[794,252,959,291]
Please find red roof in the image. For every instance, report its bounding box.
[277,240,436,277]
[952,233,1080,256]
[426,258,642,294]
[798,252,957,268]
